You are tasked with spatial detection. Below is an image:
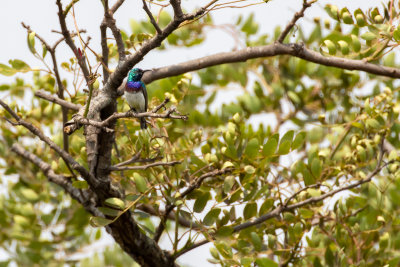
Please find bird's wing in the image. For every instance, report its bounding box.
[142,82,148,112]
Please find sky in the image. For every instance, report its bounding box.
[0,0,381,266]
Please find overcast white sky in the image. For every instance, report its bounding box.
[0,0,380,266]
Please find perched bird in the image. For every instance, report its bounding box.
[125,68,149,129]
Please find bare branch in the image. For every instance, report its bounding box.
[104,8,125,61]
[109,0,125,14]
[142,0,162,34]
[55,0,91,86]
[109,160,181,171]
[10,143,100,216]
[35,89,81,111]
[63,104,187,135]
[277,0,314,43]
[142,42,400,84]
[170,0,184,18]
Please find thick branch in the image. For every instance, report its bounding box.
[142,42,400,84]
[35,89,81,111]
[277,0,314,43]
[10,143,100,216]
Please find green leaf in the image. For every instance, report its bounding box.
[394,29,400,41]
[28,31,36,54]
[9,59,31,72]
[72,180,88,189]
[366,118,380,129]
[244,165,256,174]
[203,208,221,226]
[104,198,125,210]
[338,40,350,55]
[299,208,314,219]
[245,138,259,158]
[292,132,306,150]
[361,32,377,41]
[255,257,278,267]
[20,188,39,202]
[251,232,262,251]
[224,176,236,194]
[216,226,234,237]
[277,140,291,155]
[311,158,322,179]
[0,63,17,76]
[98,207,120,217]
[351,34,361,52]
[133,173,147,193]
[280,130,294,144]
[90,216,113,227]
[323,40,337,55]
[193,192,211,213]
[222,161,234,169]
[243,202,257,220]
[303,168,315,186]
[262,138,278,156]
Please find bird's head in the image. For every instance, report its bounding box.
[128,68,150,81]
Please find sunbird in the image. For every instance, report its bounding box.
[125,68,150,129]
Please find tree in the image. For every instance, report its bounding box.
[1,0,400,266]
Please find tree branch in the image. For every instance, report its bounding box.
[109,160,181,171]
[103,0,125,61]
[55,0,91,86]
[277,0,314,43]
[35,89,81,111]
[63,104,187,134]
[10,143,100,216]
[142,42,400,84]
[142,0,162,34]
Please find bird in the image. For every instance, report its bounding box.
[125,68,150,129]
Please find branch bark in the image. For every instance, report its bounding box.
[142,42,400,85]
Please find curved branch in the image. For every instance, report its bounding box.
[141,42,400,84]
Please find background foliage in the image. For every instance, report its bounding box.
[1,0,400,266]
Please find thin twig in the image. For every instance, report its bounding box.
[109,160,181,171]
[143,0,162,34]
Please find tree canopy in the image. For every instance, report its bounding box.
[1,0,400,266]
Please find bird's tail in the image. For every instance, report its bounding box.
[140,118,147,129]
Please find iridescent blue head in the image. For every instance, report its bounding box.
[128,68,146,82]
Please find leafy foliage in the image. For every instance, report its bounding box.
[1,1,400,266]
